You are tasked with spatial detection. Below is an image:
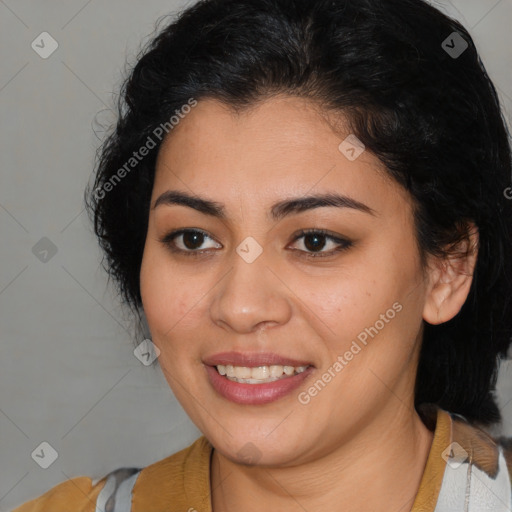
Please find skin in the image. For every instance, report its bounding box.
[139,95,478,511]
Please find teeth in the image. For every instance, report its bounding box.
[215,364,308,383]
[283,366,294,376]
[251,366,269,379]
[234,366,253,379]
[270,365,283,377]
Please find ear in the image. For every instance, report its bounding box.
[423,222,479,325]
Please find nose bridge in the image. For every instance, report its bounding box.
[209,243,291,332]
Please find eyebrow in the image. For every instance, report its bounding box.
[152,190,377,220]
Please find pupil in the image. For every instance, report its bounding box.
[183,231,203,249]
[304,233,326,252]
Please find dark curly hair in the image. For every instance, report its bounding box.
[84,0,512,427]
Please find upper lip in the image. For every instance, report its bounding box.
[203,351,313,368]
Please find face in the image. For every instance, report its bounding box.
[140,95,432,466]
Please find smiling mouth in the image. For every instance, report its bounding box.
[215,364,309,384]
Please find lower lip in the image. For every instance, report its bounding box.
[205,365,314,405]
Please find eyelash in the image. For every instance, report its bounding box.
[159,228,353,259]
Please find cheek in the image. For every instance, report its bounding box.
[313,283,386,351]
[140,247,179,335]
[139,246,208,344]
[300,284,359,328]
[306,253,419,354]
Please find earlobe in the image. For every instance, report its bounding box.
[422,223,479,326]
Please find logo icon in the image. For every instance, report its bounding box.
[32,237,58,263]
[237,442,262,464]
[236,237,263,263]
[31,32,59,59]
[441,442,469,469]
[134,339,160,366]
[31,441,58,469]
[441,32,468,59]
[338,134,365,161]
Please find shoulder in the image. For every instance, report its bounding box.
[11,436,211,512]
[444,409,512,506]
[10,474,109,512]
[449,410,512,479]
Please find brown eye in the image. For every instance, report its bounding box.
[181,231,206,250]
[160,229,222,256]
[302,232,328,252]
[289,229,353,258]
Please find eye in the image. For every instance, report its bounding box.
[288,229,352,258]
[159,229,221,256]
[159,228,352,259]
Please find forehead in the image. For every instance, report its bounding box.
[152,95,412,221]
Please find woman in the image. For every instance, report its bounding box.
[13,0,512,510]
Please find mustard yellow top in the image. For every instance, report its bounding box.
[12,404,512,512]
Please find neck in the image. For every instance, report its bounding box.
[210,402,435,512]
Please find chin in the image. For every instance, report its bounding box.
[209,426,309,467]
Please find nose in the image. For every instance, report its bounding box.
[209,249,292,334]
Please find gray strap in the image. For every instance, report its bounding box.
[95,467,141,512]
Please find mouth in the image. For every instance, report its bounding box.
[203,352,315,405]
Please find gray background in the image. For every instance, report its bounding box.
[1,0,511,509]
